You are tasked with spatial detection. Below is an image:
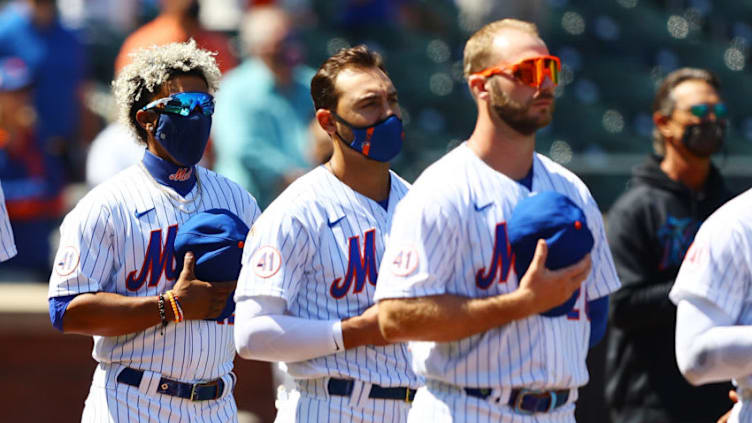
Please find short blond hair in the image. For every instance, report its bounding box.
[463,19,539,78]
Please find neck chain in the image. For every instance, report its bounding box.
[138,161,203,214]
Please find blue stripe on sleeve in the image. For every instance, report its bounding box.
[588,295,609,347]
[49,294,79,331]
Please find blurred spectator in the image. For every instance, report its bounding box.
[85,122,143,187]
[0,57,64,281]
[453,0,549,32]
[57,0,139,34]
[605,68,734,423]
[0,0,87,183]
[212,5,315,208]
[115,0,237,74]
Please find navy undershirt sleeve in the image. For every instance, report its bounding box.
[49,294,79,331]
[588,295,609,347]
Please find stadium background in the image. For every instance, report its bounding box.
[2,0,752,421]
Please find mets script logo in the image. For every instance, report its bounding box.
[169,167,193,182]
[475,222,514,289]
[126,225,179,291]
[330,229,378,299]
[657,215,700,270]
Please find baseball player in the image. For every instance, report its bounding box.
[0,180,17,262]
[374,19,621,422]
[234,45,421,422]
[47,40,259,422]
[670,188,752,423]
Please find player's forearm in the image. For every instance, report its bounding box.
[341,311,386,349]
[378,292,536,343]
[676,299,752,385]
[679,325,752,385]
[234,304,342,362]
[62,292,173,336]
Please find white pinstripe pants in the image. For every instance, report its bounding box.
[407,383,576,423]
[274,379,412,423]
[81,363,238,423]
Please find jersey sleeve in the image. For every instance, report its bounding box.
[48,198,115,298]
[0,182,17,262]
[670,216,751,321]
[235,206,314,306]
[374,191,460,301]
[582,192,621,300]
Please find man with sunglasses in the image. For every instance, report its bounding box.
[374,19,620,422]
[605,68,734,423]
[48,40,260,422]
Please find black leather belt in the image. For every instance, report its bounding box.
[465,387,570,414]
[117,367,224,402]
[327,378,417,402]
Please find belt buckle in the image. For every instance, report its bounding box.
[191,380,220,401]
[190,383,201,401]
[514,388,551,415]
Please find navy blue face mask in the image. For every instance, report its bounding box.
[333,113,404,162]
[143,91,214,167]
[153,112,211,167]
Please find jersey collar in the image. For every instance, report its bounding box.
[141,150,197,197]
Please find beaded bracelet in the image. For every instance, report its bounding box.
[157,294,167,335]
[166,291,182,323]
[173,293,185,322]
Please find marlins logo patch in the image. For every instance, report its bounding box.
[389,245,419,276]
[251,245,282,278]
[54,245,80,276]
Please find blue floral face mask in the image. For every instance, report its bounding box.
[333,113,404,162]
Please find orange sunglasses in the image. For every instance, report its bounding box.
[474,55,561,88]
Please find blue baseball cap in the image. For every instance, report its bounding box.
[174,208,249,321]
[508,191,593,317]
[0,57,32,92]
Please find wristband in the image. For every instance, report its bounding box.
[173,293,185,322]
[157,294,167,335]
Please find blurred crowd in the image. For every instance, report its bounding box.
[0,0,342,280]
[0,0,534,281]
[2,0,751,285]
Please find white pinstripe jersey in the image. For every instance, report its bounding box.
[374,143,620,389]
[0,181,17,261]
[235,165,421,388]
[48,163,259,382]
[670,188,752,392]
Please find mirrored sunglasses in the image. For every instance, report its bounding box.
[474,55,561,88]
[141,92,214,117]
[689,103,727,119]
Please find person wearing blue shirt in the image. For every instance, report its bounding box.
[213,5,316,208]
[0,0,85,168]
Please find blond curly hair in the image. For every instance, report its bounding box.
[112,39,221,144]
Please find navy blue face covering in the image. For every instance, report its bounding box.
[333,113,403,162]
[153,111,211,167]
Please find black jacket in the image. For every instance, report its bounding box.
[605,155,734,423]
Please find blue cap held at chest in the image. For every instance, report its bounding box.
[508,191,594,317]
[174,208,249,321]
